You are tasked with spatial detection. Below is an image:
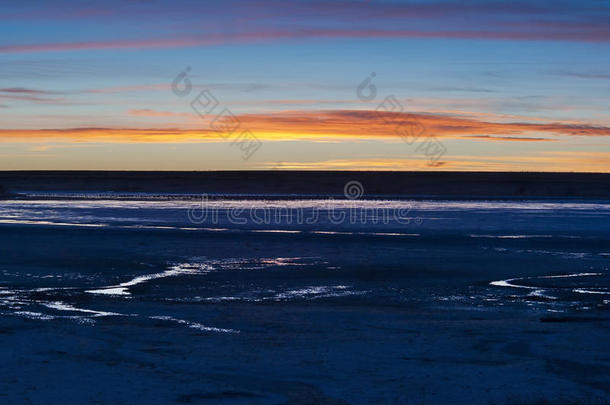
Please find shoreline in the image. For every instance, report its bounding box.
[6,192,610,202]
[1,170,610,199]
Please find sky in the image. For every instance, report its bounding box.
[1,0,609,171]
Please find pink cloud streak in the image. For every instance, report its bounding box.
[2,27,610,54]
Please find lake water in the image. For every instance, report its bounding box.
[1,194,609,403]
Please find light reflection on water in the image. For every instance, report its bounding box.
[2,196,610,235]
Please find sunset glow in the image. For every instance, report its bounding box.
[1,0,609,171]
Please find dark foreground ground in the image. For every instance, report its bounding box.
[1,171,609,404]
[1,170,610,198]
[1,224,609,405]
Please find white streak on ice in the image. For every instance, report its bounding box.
[42,301,121,317]
[491,272,609,301]
[86,263,213,296]
[489,278,537,290]
[573,288,610,295]
[14,311,55,320]
[540,272,601,279]
[149,316,239,333]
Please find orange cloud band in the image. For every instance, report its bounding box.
[0,110,608,142]
[257,152,610,172]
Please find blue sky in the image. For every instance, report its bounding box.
[1,0,609,171]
